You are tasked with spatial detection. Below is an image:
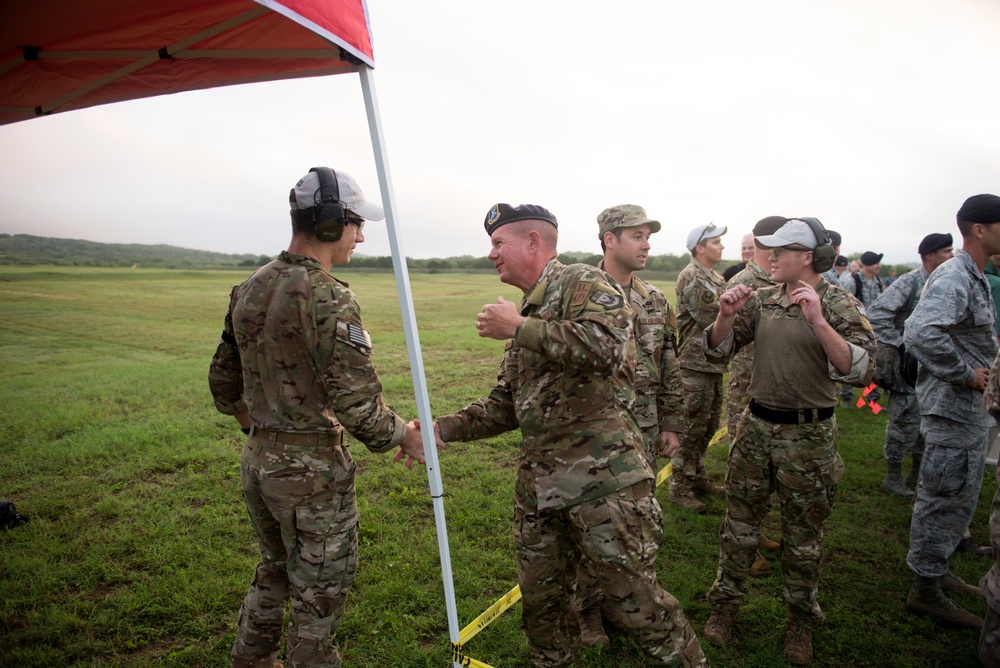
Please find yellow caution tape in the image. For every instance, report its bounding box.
[451,643,497,667]
[458,585,522,645]
[656,426,727,487]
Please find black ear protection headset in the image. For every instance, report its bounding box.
[793,217,836,273]
[309,166,350,242]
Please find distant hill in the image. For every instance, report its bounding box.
[0,233,271,268]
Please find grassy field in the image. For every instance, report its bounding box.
[0,265,994,667]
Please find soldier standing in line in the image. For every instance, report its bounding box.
[669,223,728,513]
[209,167,425,668]
[572,204,686,649]
[868,232,953,497]
[902,194,1000,629]
[978,348,1000,666]
[723,215,788,578]
[428,203,707,667]
[701,217,875,665]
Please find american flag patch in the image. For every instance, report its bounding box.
[338,320,372,354]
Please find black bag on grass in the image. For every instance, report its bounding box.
[0,500,29,529]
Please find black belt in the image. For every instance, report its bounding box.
[249,426,343,447]
[749,399,834,425]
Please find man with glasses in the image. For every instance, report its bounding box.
[670,222,728,513]
[209,167,425,668]
[700,218,875,665]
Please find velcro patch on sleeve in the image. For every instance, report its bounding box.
[570,280,594,309]
[336,320,373,355]
[588,289,624,310]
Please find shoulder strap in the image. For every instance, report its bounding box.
[853,273,862,299]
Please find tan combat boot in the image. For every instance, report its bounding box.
[906,575,983,628]
[749,551,772,577]
[759,532,781,552]
[577,604,609,648]
[669,487,707,513]
[882,460,914,498]
[939,570,985,598]
[694,478,725,497]
[703,611,734,647]
[784,623,813,665]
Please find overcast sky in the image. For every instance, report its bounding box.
[2,0,999,265]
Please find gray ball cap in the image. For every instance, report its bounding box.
[597,204,661,239]
[686,223,727,252]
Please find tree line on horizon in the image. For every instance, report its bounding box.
[0,233,916,279]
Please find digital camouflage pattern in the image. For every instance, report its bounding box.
[209,251,406,668]
[907,416,989,578]
[903,250,998,428]
[706,412,843,628]
[982,350,1000,666]
[869,266,929,464]
[839,270,883,306]
[436,259,652,512]
[904,251,997,583]
[437,259,704,665]
[704,278,875,628]
[209,251,406,450]
[675,258,728,374]
[516,480,706,667]
[723,260,774,441]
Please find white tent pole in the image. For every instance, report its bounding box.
[357,65,463,668]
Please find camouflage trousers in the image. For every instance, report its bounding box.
[232,434,359,668]
[671,370,723,495]
[907,416,989,579]
[883,389,924,463]
[726,350,753,448]
[980,465,1000,668]
[515,481,706,667]
[706,411,844,628]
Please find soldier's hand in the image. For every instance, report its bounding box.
[718,284,752,318]
[658,431,680,458]
[393,420,427,468]
[875,344,903,392]
[790,280,823,325]
[477,296,524,340]
[969,367,990,392]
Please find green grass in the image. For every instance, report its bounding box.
[0,266,994,667]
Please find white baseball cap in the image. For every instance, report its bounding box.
[290,168,384,221]
[755,219,818,249]
[685,223,727,252]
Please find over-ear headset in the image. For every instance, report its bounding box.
[793,217,836,273]
[309,166,349,242]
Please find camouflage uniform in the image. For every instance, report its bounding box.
[980,350,1000,666]
[868,267,928,466]
[209,251,406,668]
[599,261,685,473]
[704,279,876,628]
[723,260,774,442]
[903,250,998,580]
[437,259,706,667]
[672,258,727,499]
[840,271,883,306]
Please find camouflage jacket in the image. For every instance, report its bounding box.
[868,266,928,348]
[676,258,727,374]
[208,251,406,452]
[839,271,883,307]
[903,250,998,427]
[600,262,684,436]
[436,259,651,512]
[724,259,775,375]
[706,278,876,407]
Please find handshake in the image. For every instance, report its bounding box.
[393,418,448,468]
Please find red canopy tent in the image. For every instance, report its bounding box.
[1,1,465,665]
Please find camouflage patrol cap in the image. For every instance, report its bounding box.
[484,203,557,236]
[596,204,661,239]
